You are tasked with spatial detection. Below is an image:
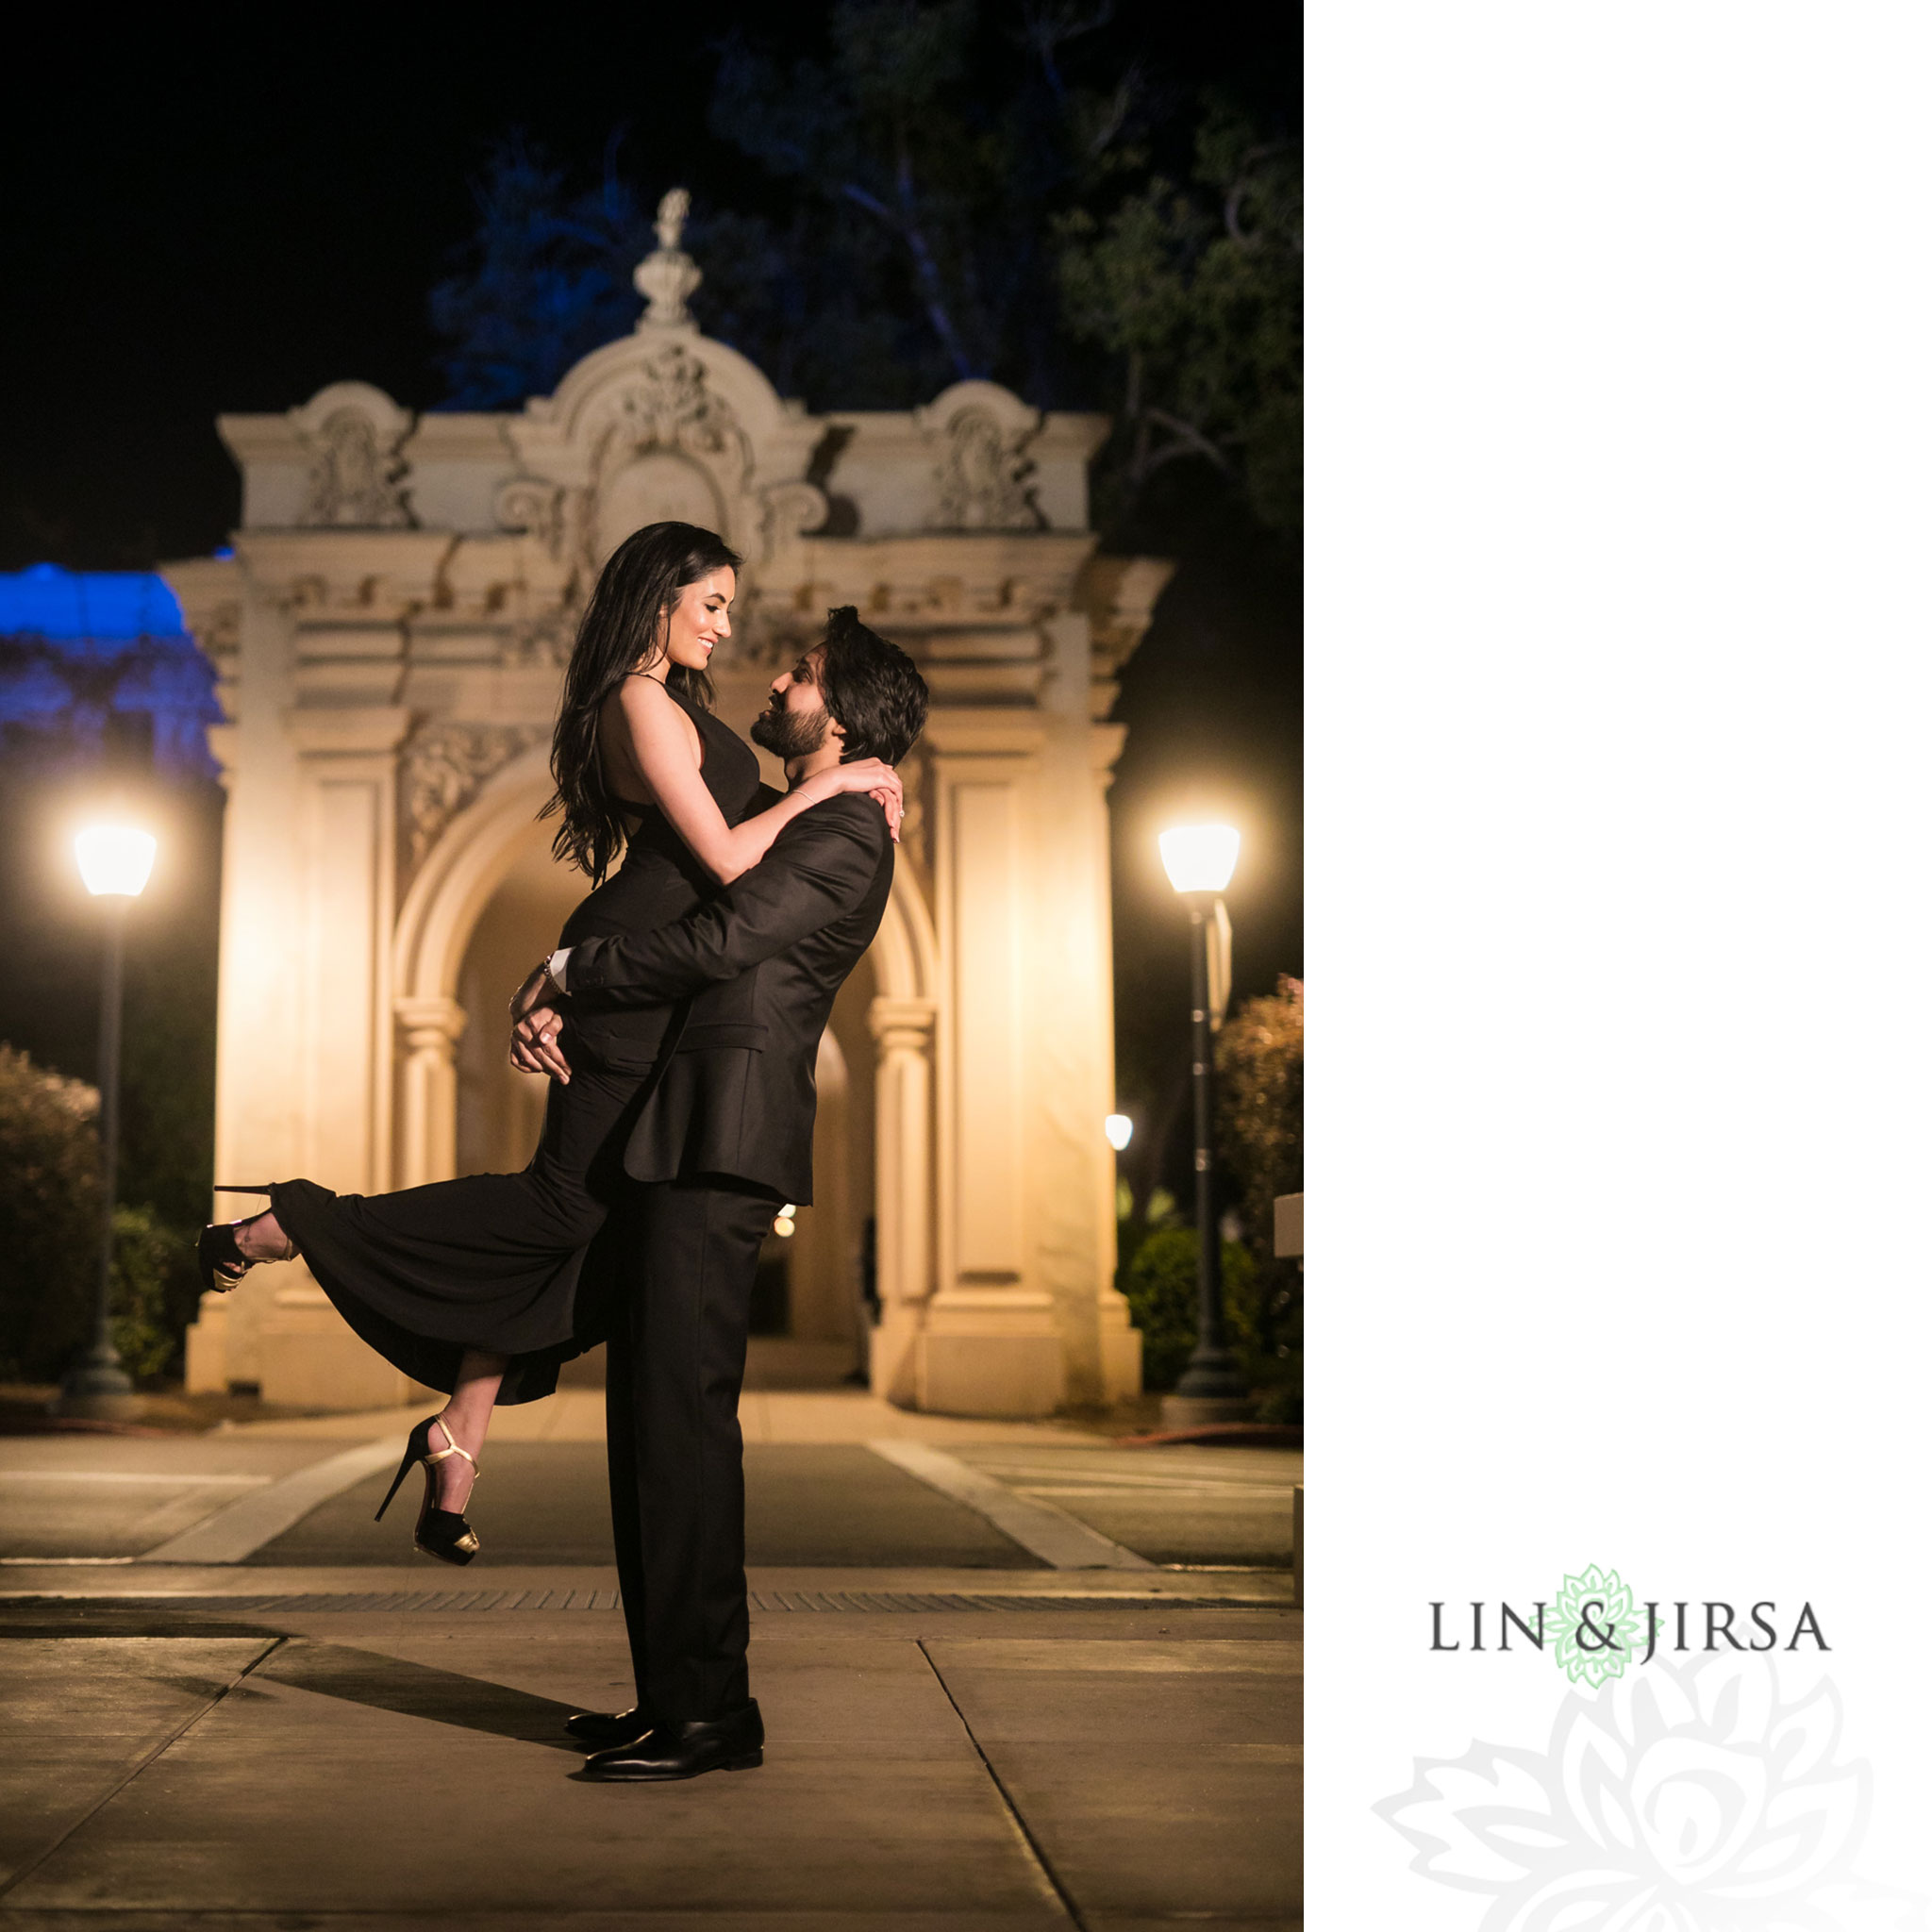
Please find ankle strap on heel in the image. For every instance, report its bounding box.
[426,1416,480,1478]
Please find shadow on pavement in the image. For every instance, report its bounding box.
[0,1602,588,1753]
[253,1641,590,1753]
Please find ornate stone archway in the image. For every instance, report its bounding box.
[171,193,1168,1415]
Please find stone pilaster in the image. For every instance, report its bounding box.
[393,996,468,1188]
[918,712,1064,1416]
[867,995,937,1405]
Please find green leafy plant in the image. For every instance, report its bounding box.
[0,1045,202,1385]
[0,1044,103,1381]
[108,1205,198,1382]
[1217,974,1303,1234]
[1214,975,1304,1420]
[1121,1224,1257,1392]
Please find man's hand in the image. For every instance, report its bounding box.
[509,966,572,1083]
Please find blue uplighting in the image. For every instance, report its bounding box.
[0,563,218,779]
[0,562,187,641]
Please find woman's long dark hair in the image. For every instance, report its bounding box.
[543,521,742,881]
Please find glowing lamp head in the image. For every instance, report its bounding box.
[1104,1113,1133,1152]
[773,1205,797,1238]
[75,824,157,898]
[1159,824,1240,896]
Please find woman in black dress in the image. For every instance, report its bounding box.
[196,522,900,1561]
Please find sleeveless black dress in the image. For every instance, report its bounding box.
[270,689,762,1404]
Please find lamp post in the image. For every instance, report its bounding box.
[57,823,156,1420]
[1158,824,1253,1425]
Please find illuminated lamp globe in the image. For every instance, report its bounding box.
[75,825,157,898]
[1104,1113,1133,1152]
[1158,824,1239,896]
[774,1205,797,1238]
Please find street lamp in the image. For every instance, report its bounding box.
[57,822,156,1420]
[1158,823,1253,1424]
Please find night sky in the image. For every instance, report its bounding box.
[3,6,1300,1195]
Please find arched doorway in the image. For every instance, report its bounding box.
[390,749,940,1395]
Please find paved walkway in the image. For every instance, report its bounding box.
[0,1384,1300,1929]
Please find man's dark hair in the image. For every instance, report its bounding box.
[819,607,928,765]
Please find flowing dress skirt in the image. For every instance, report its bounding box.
[269,1026,655,1403]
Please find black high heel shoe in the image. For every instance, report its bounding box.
[375,1414,482,1566]
[196,1187,297,1292]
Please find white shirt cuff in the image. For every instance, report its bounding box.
[546,946,574,993]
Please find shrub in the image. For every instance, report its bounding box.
[1215,976,1304,1422]
[1217,974,1303,1232]
[0,1045,201,1385]
[0,1044,103,1380]
[1122,1225,1258,1391]
[109,1205,198,1382]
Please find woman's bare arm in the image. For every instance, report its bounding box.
[613,679,901,884]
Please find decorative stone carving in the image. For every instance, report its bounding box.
[761,479,829,552]
[634,188,702,329]
[917,382,1044,532]
[610,343,746,471]
[401,723,541,870]
[579,344,758,570]
[290,383,414,529]
[502,607,576,670]
[493,477,566,554]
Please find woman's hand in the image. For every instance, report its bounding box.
[807,758,905,841]
[508,965,572,1082]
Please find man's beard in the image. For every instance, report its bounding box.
[751,702,831,761]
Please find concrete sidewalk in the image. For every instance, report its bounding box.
[1,1389,1300,1928]
[1,1573,1299,1930]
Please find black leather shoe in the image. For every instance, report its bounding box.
[564,1705,654,1746]
[581,1701,763,1781]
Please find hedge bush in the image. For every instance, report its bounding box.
[0,1045,200,1384]
[0,1044,103,1380]
[1121,1225,1258,1391]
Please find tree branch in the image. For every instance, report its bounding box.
[1143,408,1233,472]
[838,133,978,384]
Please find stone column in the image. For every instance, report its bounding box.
[255,702,421,1411]
[918,714,1065,1416]
[867,995,936,1404]
[1090,721,1143,1402]
[393,996,469,1188]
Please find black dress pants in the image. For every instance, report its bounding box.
[604,1174,781,1723]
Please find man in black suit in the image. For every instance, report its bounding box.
[509,608,928,1782]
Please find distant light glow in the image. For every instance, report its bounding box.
[75,825,156,898]
[1105,1113,1133,1152]
[774,1205,797,1238]
[1159,824,1240,895]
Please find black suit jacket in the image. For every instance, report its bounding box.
[564,790,892,1205]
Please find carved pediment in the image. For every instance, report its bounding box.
[917,382,1043,532]
[291,383,415,529]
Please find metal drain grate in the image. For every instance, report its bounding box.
[7,1589,1284,1617]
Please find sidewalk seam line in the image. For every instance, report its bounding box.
[866,1440,1156,1570]
[916,1637,1086,1931]
[0,1635,287,1904]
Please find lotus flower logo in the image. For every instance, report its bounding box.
[1375,1651,1924,1928]
[1554,1562,1643,1688]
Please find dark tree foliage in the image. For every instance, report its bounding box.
[1058,98,1301,534]
[425,1,1299,540]
[429,136,656,410]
